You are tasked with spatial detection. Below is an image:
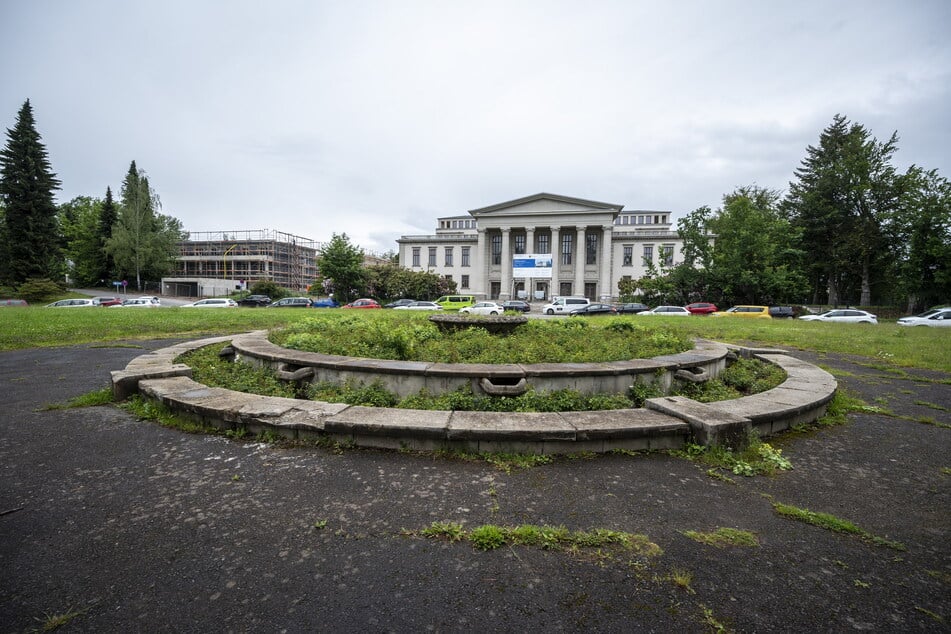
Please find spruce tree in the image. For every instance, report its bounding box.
[0,100,62,285]
[98,186,118,282]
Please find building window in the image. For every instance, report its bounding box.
[490,281,501,299]
[584,282,597,300]
[586,233,597,265]
[623,245,633,266]
[643,245,653,265]
[445,246,453,266]
[491,234,502,265]
[461,246,470,267]
[559,282,573,296]
[537,233,550,254]
[514,234,526,255]
[428,247,437,267]
[444,274,452,282]
[561,233,572,265]
[412,247,420,267]
[461,274,469,289]
[660,244,674,267]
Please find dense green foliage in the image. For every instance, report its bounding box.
[364,262,455,301]
[315,233,366,303]
[105,161,185,291]
[0,100,61,285]
[272,312,692,363]
[630,114,950,311]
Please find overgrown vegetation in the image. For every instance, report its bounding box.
[273,312,691,363]
[772,502,906,551]
[412,521,663,557]
[683,527,760,548]
[673,434,793,477]
[41,387,115,410]
[180,341,785,413]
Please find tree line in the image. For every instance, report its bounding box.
[625,114,950,312]
[0,100,185,296]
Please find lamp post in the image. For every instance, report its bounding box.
[223,244,237,287]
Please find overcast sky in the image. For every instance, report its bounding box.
[2,1,949,254]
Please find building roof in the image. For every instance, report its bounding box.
[468,192,625,216]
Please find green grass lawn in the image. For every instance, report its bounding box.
[0,308,947,372]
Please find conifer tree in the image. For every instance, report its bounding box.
[98,186,118,281]
[0,100,62,284]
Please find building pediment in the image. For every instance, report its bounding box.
[469,193,624,218]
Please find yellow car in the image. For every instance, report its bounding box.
[711,305,772,319]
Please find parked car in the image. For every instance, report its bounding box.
[500,300,531,313]
[393,301,442,311]
[616,302,649,314]
[138,295,161,305]
[0,298,28,307]
[94,296,123,307]
[711,305,772,319]
[636,305,691,316]
[569,303,617,316]
[384,299,416,309]
[769,306,795,319]
[111,298,159,308]
[46,299,97,308]
[434,295,476,311]
[460,301,506,316]
[311,298,340,308]
[268,297,312,308]
[342,298,382,309]
[542,297,591,315]
[799,309,878,324]
[180,298,238,308]
[685,302,718,315]
[237,294,272,307]
[896,307,951,327]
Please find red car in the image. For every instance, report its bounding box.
[95,296,124,307]
[685,302,718,315]
[342,298,381,309]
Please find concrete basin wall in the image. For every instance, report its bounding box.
[229,330,730,398]
[111,335,836,453]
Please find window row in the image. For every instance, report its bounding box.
[622,244,676,267]
[439,219,477,230]
[614,214,669,226]
[411,246,472,267]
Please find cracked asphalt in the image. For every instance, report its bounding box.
[0,340,948,633]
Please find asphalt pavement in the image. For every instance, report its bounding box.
[0,340,948,632]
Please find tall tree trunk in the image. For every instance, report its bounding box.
[827,278,839,307]
[860,258,872,306]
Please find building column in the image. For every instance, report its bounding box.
[575,225,586,298]
[600,225,613,301]
[476,228,487,300]
[500,226,511,301]
[525,226,535,301]
[550,226,560,298]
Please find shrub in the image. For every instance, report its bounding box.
[16,277,64,303]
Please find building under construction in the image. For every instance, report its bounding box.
[164,229,322,297]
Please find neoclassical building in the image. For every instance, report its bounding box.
[397,193,687,302]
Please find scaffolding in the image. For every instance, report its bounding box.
[175,229,322,292]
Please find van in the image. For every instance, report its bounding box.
[542,296,591,315]
[434,295,476,311]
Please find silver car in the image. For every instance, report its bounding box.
[897,308,951,327]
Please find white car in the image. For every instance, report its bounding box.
[799,309,878,324]
[45,299,97,308]
[138,295,161,305]
[460,301,506,316]
[636,305,691,316]
[181,298,238,308]
[896,308,951,327]
[393,301,443,311]
[111,298,159,308]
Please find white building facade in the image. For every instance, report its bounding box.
[397,193,686,302]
